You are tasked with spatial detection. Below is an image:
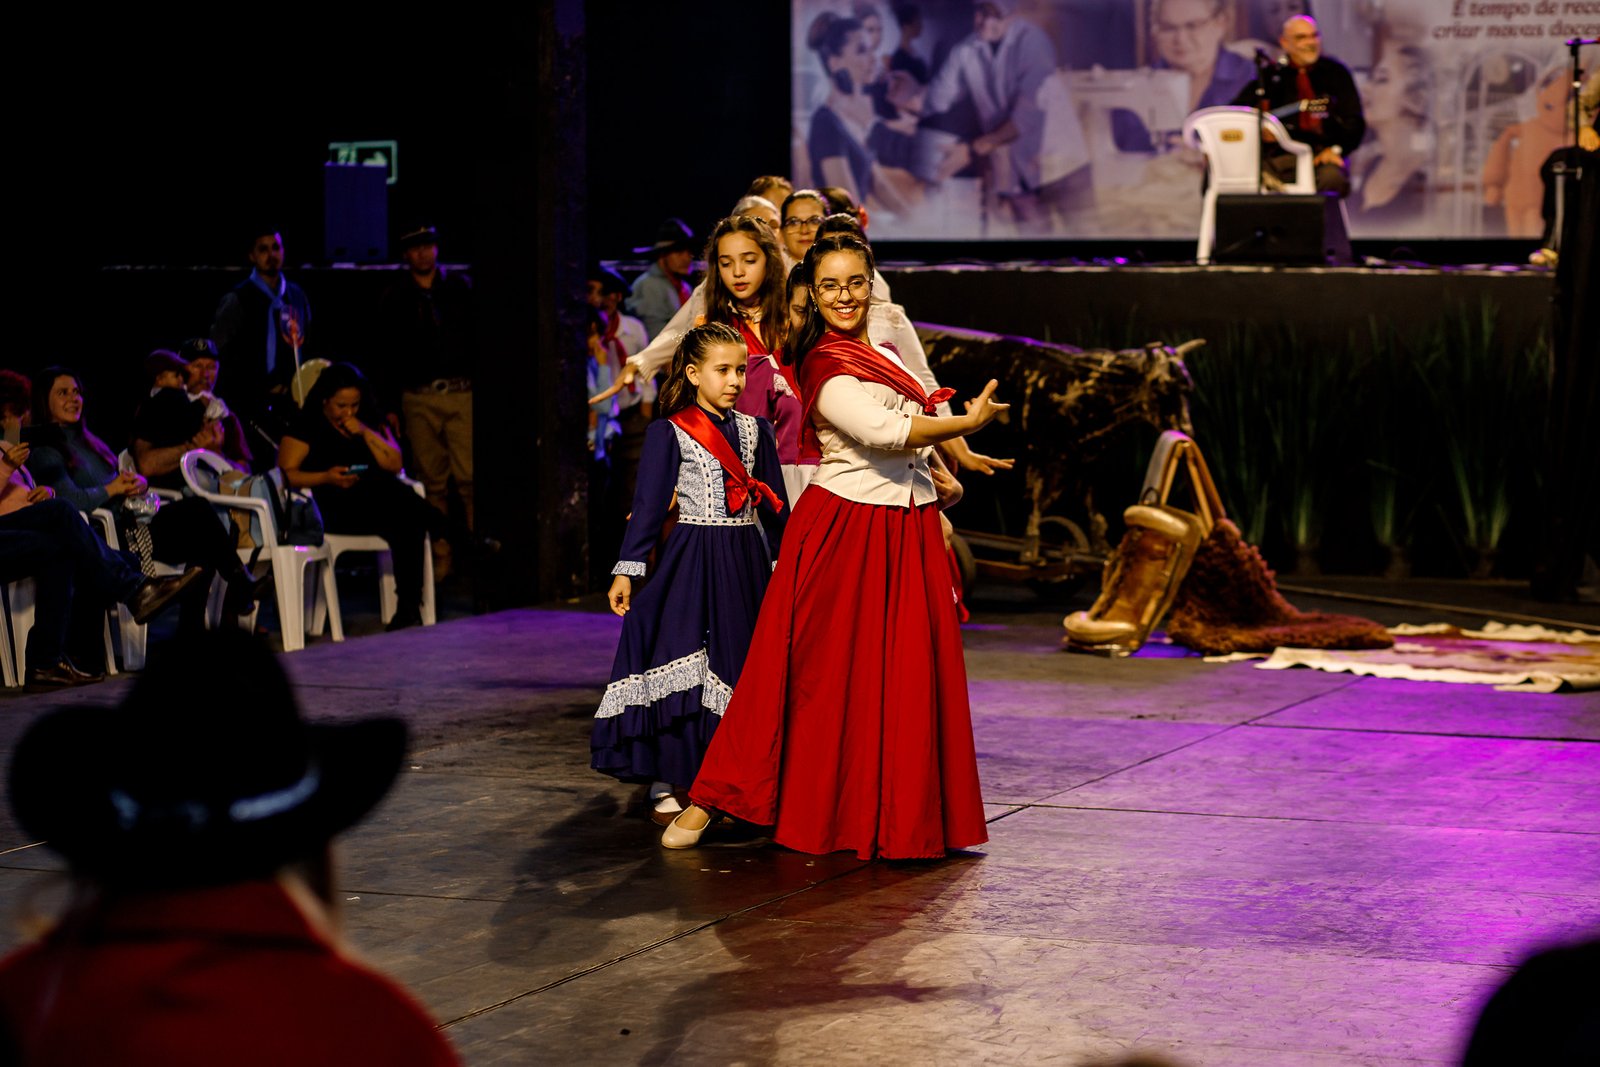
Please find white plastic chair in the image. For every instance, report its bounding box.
[179,449,338,652]
[308,478,437,640]
[1182,106,1315,265]
[0,578,26,687]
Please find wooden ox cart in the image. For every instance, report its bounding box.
[914,323,1202,592]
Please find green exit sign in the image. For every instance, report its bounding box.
[328,141,399,185]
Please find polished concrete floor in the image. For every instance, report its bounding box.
[1,584,1597,1066]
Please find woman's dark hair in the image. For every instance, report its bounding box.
[0,369,30,418]
[297,361,378,437]
[780,188,828,224]
[818,186,859,216]
[781,259,814,360]
[26,365,116,475]
[703,215,786,354]
[746,174,794,203]
[789,232,877,374]
[29,366,81,428]
[815,212,865,241]
[656,322,745,420]
[808,12,865,93]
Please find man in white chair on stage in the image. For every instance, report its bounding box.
[1231,14,1365,197]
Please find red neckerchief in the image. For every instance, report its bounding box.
[668,405,784,516]
[735,315,769,356]
[667,269,691,308]
[795,331,955,459]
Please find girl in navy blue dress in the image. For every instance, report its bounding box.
[592,322,789,823]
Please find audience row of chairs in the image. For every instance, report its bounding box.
[1,448,435,686]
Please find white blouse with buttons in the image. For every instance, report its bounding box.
[809,342,939,508]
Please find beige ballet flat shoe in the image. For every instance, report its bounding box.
[660,804,713,849]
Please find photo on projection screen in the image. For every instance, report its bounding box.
[790,0,1599,241]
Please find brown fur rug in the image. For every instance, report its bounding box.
[1166,520,1394,654]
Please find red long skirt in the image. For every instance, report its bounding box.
[689,487,988,860]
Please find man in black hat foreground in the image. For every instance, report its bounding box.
[376,225,476,578]
[210,228,313,464]
[625,217,696,339]
[0,629,460,1065]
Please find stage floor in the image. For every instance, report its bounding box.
[2,587,1597,1066]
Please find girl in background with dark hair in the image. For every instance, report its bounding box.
[702,215,803,472]
[664,232,1005,859]
[593,323,788,824]
[25,366,264,628]
[278,363,438,631]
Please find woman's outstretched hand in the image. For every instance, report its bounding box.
[945,435,1014,475]
[589,362,640,405]
[964,379,1009,431]
[608,574,633,616]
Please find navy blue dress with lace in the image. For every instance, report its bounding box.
[591,407,788,786]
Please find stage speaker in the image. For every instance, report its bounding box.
[323,163,388,264]
[1212,194,1352,266]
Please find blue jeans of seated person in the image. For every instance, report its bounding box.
[0,498,144,670]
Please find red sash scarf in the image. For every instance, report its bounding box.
[668,406,784,516]
[735,316,769,356]
[795,331,955,458]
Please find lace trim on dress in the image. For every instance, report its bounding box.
[612,560,648,577]
[676,514,757,527]
[594,647,733,719]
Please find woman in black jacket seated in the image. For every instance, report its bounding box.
[277,363,438,631]
[26,366,265,629]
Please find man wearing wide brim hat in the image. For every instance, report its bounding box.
[625,217,697,339]
[0,629,460,1066]
[377,223,477,589]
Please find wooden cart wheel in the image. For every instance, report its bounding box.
[1028,516,1093,602]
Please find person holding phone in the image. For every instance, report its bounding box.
[278,363,439,631]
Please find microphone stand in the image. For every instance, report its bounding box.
[1254,61,1269,195]
[1569,37,1595,150]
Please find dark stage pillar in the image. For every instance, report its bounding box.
[1533,149,1600,602]
[473,0,589,607]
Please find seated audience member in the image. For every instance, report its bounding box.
[1,441,200,689]
[25,366,264,626]
[277,363,439,631]
[1,369,28,446]
[179,336,255,469]
[131,350,230,492]
[0,628,461,1066]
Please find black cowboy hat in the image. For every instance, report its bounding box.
[631,217,695,257]
[7,629,407,886]
[398,224,440,250]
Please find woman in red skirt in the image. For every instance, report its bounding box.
[662,231,1007,860]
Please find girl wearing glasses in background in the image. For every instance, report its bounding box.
[663,231,1007,861]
